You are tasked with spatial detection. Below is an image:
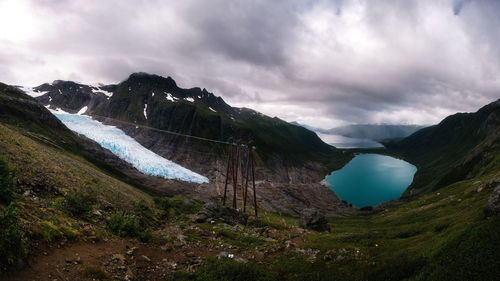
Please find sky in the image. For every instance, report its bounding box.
[0,0,499,129]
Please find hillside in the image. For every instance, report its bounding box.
[30,73,347,183]
[385,99,500,196]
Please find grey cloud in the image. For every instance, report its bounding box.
[184,0,300,67]
[1,0,499,128]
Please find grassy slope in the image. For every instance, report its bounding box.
[384,99,500,195]
[0,84,167,269]
[0,123,156,239]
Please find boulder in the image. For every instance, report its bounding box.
[299,208,331,232]
[483,184,500,217]
[195,203,248,225]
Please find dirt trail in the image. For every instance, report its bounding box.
[1,238,220,281]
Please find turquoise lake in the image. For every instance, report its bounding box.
[325,154,417,208]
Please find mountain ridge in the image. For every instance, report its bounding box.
[385,98,500,196]
[27,72,350,183]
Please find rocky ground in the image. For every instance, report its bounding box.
[1,213,362,281]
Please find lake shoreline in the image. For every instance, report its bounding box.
[325,154,417,208]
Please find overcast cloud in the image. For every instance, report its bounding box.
[0,0,499,128]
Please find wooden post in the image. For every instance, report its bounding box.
[232,141,241,209]
[222,139,233,205]
[250,144,257,216]
[243,143,251,212]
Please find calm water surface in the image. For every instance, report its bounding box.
[325,154,417,208]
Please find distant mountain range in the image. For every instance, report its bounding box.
[291,121,426,144]
[327,124,426,141]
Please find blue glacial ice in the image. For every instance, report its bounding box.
[51,109,209,184]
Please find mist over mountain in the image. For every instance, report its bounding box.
[291,121,425,146]
[327,124,426,141]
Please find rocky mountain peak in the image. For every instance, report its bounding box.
[124,72,177,89]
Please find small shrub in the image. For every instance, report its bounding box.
[0,204,26,265]
[153,196,171,211]
[433,223,450,233]
[138,228,153,243]
[34,221,62,242]
[63,190,97,216]
[0,155,17,204]
[108,212,141,237]
[247,217,287,230]
[169,196,201,215]
[135,200,157,226]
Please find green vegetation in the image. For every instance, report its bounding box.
[0,204,27,265]
[168,196,202,215]
[108,211,141,237]
[0,155,26,266]
[30,220,80,242]
[384,98,500,194]
[63,190,98,217]
[418,215,500,281]
[0,154,17,204]
[107,211,153,242]
[169,258,278,281]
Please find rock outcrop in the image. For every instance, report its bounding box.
[483,184,500,217]
[195,203,248,225]
[299,208,331,232]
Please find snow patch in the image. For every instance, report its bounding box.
[77,106,88,115]
[143,104,148,119]
[165,92,177,102]
[91,86,113,98]
[152,92,155,97]
[52,108,69,114]
[209,107,216,113]
[18,86,48,98]
[49,110,209,184]
[58,89,63,95]
[185,97,194,102]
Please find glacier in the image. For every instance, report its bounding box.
[51,109,209,184]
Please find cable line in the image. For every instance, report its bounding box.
[0,92,257,149]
